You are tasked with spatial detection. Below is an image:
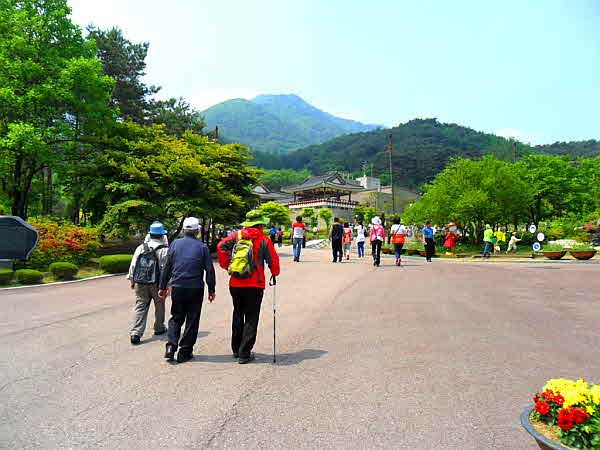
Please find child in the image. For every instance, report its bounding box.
[342,222,353,260]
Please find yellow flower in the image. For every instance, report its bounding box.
[590,385,600,405]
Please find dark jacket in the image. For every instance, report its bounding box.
[330,223,344,241]
[159,235,216,293]
[217,227,280,289]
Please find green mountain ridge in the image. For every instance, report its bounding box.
[200,94,379,153]
[252,118,600,189]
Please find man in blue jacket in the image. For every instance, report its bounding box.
[158,217,216,363]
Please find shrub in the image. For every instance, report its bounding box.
[570,243,595,251]
[543,244,566,252]
[15,269,44,285]
[99,254,132,273]
[49,262,79,281]
[23,217,99,270]
[0,269,14,285]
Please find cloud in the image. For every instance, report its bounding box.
[494,128,542,145]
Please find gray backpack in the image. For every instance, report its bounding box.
[133,244,165,285]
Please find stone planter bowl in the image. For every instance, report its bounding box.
[542,251,567,260]
[381,248,393,255]
[406,249,420,255]
[418,250,427,257]
[569,250,596,260]
[521,406,571,450]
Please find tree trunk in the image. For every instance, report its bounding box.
[168,216,186,243]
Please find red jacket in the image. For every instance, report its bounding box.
[217,227,280,289]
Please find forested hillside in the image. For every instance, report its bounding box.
[200,94,378,153]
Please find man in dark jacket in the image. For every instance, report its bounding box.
[159,217,216,363]
[217,210,280,364]
[329,217,344,263]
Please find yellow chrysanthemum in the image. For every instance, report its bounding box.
[590,385,600,405]
[543,378,591,407]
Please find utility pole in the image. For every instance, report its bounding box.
[387,133,395,214]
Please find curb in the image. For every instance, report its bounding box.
[0,273,126,291]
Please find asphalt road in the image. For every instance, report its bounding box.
[1,249,599,449]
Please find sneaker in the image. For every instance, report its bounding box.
[176,351,193,363]
[130,335,141,345]
[233,353,239,359]
[164,345,176,361]
[346,255,349,260]
[154,328,167,336]
[238,353,255,364]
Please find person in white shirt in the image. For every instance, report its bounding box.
[354,222,366,257]
[390,218,407,266]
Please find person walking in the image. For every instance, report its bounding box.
[422,221,435,262]
[342,222,353,260]
[482,224,493,258]
[128,221,170,345]
[506,231,522,253]
[355,221,366,258]
[370,216,386,267]
[158,217,216,363]
[330,217,344,263]
[390,218,406,266]
[291,216,306,262]
[269,224,278,245]
[277,227,283,248]
[217,210,280,364]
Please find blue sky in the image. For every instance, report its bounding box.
[69,0,600,144]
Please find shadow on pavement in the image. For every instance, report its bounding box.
[192,348,327,366]
[140,330,209,345]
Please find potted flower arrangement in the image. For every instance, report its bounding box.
[569,243,597,261]
[543,244,568,260]
[522,378,600,449]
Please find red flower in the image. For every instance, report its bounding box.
[553,394,565,407]
[571,407,589,424]
[541,390,555,401]
[535,401,550,415]
[557,409,574,431]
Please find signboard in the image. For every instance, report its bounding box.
[537,232,545,242]
[532,242,542,252]
[528,224,537,234]
[0,216,39,260]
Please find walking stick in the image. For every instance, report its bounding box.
[269,275,277,363]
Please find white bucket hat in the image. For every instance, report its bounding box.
[371,216,382,225]
[182,217,200,231]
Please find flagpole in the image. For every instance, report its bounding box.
[387,133,395,214]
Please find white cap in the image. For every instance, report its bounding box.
[371,216,382,225]
[182,217,199,230]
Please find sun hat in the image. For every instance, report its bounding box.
[371,216,382,225]
[149,221,167,235]
[182,217,200,231]
[241,209,270,227]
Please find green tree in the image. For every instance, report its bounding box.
[150,97,205,136]
[302,207,317,228]
[256,201,291,226]
[0,0,115,219]
[259,168,311,190]
[318,208,333,230]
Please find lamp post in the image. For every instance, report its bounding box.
[387,133,395,214]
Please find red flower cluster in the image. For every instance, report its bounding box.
[557,407,589,431]
[533,390,564,415]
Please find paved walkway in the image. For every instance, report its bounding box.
[1,249,599,449]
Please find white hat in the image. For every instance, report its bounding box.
[371,216,382,225]
[182,217,200,231]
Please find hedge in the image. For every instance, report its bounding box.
[0,269,14,285]
[99,254,132,274]
[49,262,79,280]
[15,269,44,285]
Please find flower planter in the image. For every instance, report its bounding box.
[381,248,393,255]
[406,249,420,255]
[569,250,597,260]
[418,250,427,257]
[543,251,567,260]
[521,406,572,450]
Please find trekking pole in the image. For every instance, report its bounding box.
[269,275,277,363]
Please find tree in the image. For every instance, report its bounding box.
[318,208,333,230]
[302,207,317,228]
[259,168,311,190]
[256,201,291,226]
[0,0,115,219]
[150,97,205,136]
[87,26,159,123]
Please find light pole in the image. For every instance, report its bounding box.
[387,133,395,214]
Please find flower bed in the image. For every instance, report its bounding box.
[524,378,600,449]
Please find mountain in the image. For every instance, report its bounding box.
[200,94,379,153]
[252,118,600,189]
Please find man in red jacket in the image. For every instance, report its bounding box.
[217,210,280,364]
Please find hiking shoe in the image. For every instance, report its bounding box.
[176,351,193,363]
[238,353,255,364]
[233,353,239,359]
[130,335,141,345]
[154,328,167,336]
[164,345,176,362]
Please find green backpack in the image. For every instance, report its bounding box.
[228,231,257,278]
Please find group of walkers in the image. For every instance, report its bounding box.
[127,211,279,364]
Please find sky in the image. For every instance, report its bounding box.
[68,0,600,145]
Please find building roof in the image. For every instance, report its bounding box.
[281,172,364,194]
[251,184,292,202]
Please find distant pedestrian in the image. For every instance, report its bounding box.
[269,224,278,244]
[330,217,344,263]
[422,221,435,262]
[128,221,170,345]
[483,224,493,258]
[158,217,216,363]
[443,220,460,256]
[390,217,406,266]
[342,222,353,260]
[506,232,522,253]
[355,221,366,258]
[370,216,386,267]
[277,227,283,247]
[291,216,306,262]
[217,210,280,364]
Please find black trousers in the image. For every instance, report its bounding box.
[371,239,382,266]
[167,287,204,354]
[332,239,343,262]
[230,287,264,358]
[425,238,435,261]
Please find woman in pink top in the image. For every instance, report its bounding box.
[369,216,386,267]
